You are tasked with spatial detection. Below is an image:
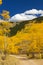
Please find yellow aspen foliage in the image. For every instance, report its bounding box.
[0,21,43,54]
[1,10,10,20]
[0,0,2,5]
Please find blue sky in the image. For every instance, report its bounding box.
[0,0,43,16]
[0,0,43,22]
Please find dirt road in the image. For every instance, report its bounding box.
[11,55,43,65]
[0,55,43,65]
[19,59,43,65]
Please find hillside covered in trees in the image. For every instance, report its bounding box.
[0,16,43,58]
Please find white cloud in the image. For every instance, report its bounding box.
[25,9,43,14]
[9,9,43,22]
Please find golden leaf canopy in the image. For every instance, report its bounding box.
[0,0,2,5]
